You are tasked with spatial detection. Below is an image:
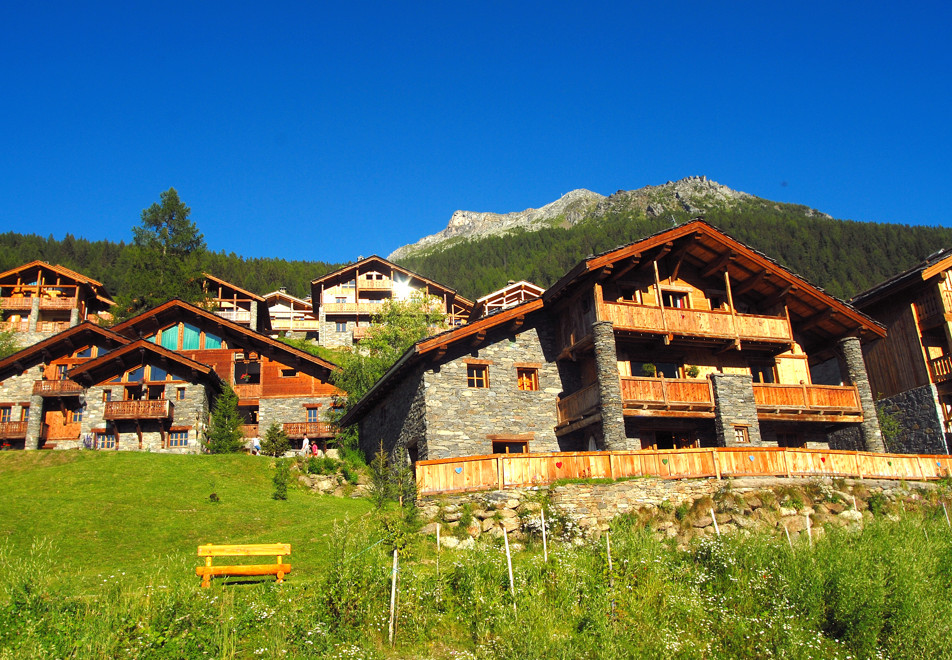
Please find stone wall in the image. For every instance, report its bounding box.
[711,373,762,446]
[592,321,629,450]
[259,395,337,437]
[422,323,562,459]
[358,365,427,461]
[835,337,884,452]
[876,384,950,454]
[0,368,41,449]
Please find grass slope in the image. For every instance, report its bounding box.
[0,451,371,585]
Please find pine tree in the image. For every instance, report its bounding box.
[203,386,245,453]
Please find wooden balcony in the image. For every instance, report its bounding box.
[753,383,861,421]
[930,355,952,383]
[556,384,601,425]
[242,424,259,438]
[214,309,252,323]
[282,422,337,438]
[1,296,34,310]
[357,279,393,290]
[233,383,263,399]
[269,318,321,331]
[0,421,28,439]
[34,321,71,333]
[103,399,172,420]
[33,380,83,397]
[37,297,78,310]
[0,321,29,332]
[914,288,952,328]
[620,376,715,415]
[600,301,793,345]
[323,302,385,315]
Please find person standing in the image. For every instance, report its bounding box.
[302,434,309,456]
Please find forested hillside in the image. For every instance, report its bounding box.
[397,200,952,301]
[0,231,342,301]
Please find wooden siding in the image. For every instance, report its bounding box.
[861,296,932,398]
[619,376,714,410]
[556,384,600,424]
[416,448,952,495]
[752,383,861,413]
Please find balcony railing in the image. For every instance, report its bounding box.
[357,279,393,290]
[35,321,71,333]
[37,298,78,310]
[620,376,715,411]
[282,422,337,438]
[0,321,29,332]
[930,355,952,383]
[103,399,172,420]
[914,289,952,326]
[0,297,34,310]
[214,309,252,323]
[752,383,861,416]
[233,383,263,399]
[556,384,601,424]
[600,301,793,344]
[33,380,83,396]
[322,302,386,315]
[0,421,28,439]
[269,318,321,331]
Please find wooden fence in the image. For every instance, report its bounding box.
[415,447,952,495]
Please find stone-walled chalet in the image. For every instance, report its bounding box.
[0,300,340,452]
[342,221,888,463]
[310,256,474,348]
[0,261,114,349]
[851,250,952,454]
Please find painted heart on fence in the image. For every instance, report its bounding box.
[556,462,563,468]
[662,459,668,465]
[939,461,944,467]
[821,457,826,463]
[749,455,755,462]
[888,461,892,466]
[454,467,463,474]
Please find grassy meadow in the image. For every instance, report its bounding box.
[2,451,952,659]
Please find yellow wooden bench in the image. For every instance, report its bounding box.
[196,543,291,588]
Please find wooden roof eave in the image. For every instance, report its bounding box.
[67,339,222,389]
[0,322,128,380]
[202,273,266,303]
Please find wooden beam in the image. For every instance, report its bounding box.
[596,265,614,281]
[608,255,642,282]
[800,308,834,333]
[734,270,767,295]
[764,283,796,307]
[701,252,733,279]
[469,330,487,347]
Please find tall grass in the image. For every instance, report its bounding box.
[2,513,951,659]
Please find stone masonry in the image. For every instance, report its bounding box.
[592,321,630,450]
[835,336,885,452]
[876,384,950,454]
[358,365,427,461]
[711,373,763,446]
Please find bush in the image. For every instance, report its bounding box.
[272,459,290,500]
[259,422,291,457]
[306,455,340,475]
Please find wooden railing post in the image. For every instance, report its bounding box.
[712,449,721,480]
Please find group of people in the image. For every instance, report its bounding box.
[248,435,322,457]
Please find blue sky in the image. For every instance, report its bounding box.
[1,2,949,263]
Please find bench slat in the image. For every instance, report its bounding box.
[196,564,293,578]
[198,543,291,557]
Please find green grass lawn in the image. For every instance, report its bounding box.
[0,451,371,586]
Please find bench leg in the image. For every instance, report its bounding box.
[202,557,212,588]
[276,556,284,583]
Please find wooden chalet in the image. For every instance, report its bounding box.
[112,299,341,447]
[470,280,545,320]
[342,220,887,465]
[0,323,127,450]
[851,250,952,453]
[0,261,114,345]
[264,288,320,336]
[201,273,270,333]
[310,256,474,348]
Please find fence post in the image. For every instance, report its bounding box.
[781,448,791,478]
[712,448,722,480]
[608,451,616,480]
[855,451,864,479]
[496,455,504,490]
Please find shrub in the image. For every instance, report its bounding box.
[272,459,290,500]
[260,422,291,457]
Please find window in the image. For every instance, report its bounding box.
[307,408,320,423]
[94,433,115,450]
[176,387,186,401]
[56,364,69,380]
[70,408,83,424]
[336,322,347,333]
[103,390,112,402]
[467,365,489,389]
[751,363,775,384]
[733,426,750,443]
[0,407,10,423]
[281,368,298,378]
[159,325,179,350]
[342,279,355,288]
[492,440,528,454]
[204,332,222,349]
[168,431,188,448]
[75,346,93,358]
[335,296,347,304]
[516,368,539,391]
[20,407,28,422]
[662,291,688,309]
[149,366,167,382]
[182,323,201,350]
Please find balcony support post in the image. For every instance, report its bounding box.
[69,307,80,328]
[711,373,763,447]
[835,336,885,452]
[28,297,39,332]
[592,321,631,450]
[24,393,44,450]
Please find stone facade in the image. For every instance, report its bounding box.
[0,368,40,449]
[711,373,763,446]
[358,365,427,461]
[876,384,950,454]
[259,395,337,437]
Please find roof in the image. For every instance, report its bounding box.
[263,289,313,307]
[310,255,475,310]
[111,299,338,378]
[202,273,265,302]
[0,260,114,306]
[543,219,884,342]
[68,339,222,389]
[339,298,544,427]
[471,280,546,319]
[850,248,952,309]
[0,322,127,380]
